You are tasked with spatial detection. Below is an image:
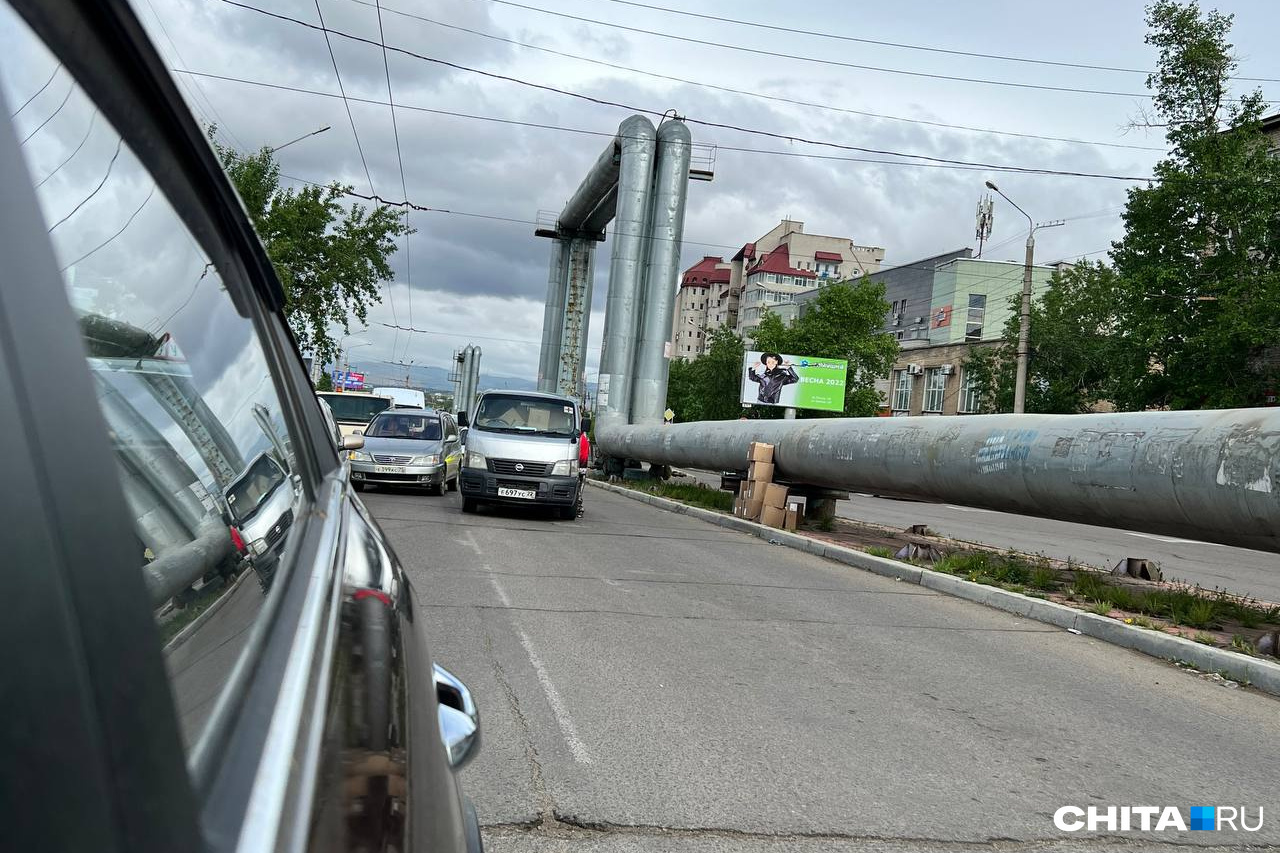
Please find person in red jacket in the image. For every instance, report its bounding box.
[576,430,590,516]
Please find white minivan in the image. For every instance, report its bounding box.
[458,390,588,520]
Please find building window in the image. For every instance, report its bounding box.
[892,370,912,412]
[959,370,981,414]
[895,331,904,340]
[923,368,946,413]
[966,294,986,341]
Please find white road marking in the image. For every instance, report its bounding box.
[1119,531,1225,546]
[458,529,483,556]
[488,575,593,765]
[945,505,996,513]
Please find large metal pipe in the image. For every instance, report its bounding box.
[538,240,569,392]
[466,346,482,416]
[631,120,692,425]
[596,115,657,429]
[597,409,1280,553]
[142,515,234,605]
[559,141,621,233]
[454,346,473,418]
[557,237,596,401]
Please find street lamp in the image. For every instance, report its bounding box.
[268,125,331,154]
[983,181,1062,414]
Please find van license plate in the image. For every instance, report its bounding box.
[498,487,536,500]
[374,465,405,474]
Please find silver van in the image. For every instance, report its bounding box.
[459,390,588,520]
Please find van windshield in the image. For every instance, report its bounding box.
[475,395,577,437]
[319,393,391,423]
[226,455,286,525]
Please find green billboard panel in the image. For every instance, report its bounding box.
[741,351,848,413]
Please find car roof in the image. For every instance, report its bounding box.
[371,407,441,417]
[479,389,577,405]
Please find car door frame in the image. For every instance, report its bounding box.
[1,0,351,848]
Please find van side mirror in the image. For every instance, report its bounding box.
[457,411,469,428]
[459,427,468,445]
[580,415,593,435]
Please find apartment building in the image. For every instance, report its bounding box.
[882,255,1056,416]
[732,219,885,340]
[672,256,731,358]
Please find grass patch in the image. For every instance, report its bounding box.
[1029,566,1059,591]
[624,480,735,512]
[865,545,896,559]
[1089,601,1113,616]
[935,552,1036,587]
[1231,635,1257,655]
[1194,633,1218,645]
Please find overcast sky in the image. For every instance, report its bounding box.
[124,0,1280,382]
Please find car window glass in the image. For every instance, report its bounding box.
[366,414,442,440]
[1,8,300,754]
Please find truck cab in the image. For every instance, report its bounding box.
[458,390,588,520]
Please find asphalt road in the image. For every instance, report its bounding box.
[674,469,1280,605]
[364,485,1280,852]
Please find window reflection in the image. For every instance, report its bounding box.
[2,6,298,750]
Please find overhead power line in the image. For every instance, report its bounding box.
[348,0,1165,153]
[9,62,61,118]
[593,0,1280,84]
[34,109,97,188]
[19,79,75,145]
[475,0,1273,102]
[313,0,376,195]
[374,0,414,361]
[46,137,125,233]
[208,5,1159,181]
[178,68,1157,179]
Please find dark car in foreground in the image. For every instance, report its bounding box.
[0,1,483,850]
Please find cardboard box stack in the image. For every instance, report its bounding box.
[734,442,774,521]
[760,482,789,529]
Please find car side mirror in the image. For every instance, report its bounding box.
[459,427,468,445]
[353,429,363,436]
[341,434,364,450]
[580,415,593,434]
[433,664,480,768]
[457,411,469,428]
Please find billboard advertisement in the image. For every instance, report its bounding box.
[740,351,848,413]
[331,370,365,391]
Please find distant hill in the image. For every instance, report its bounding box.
[356,363,537,394]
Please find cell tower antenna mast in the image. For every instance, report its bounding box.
[975,194,995,258]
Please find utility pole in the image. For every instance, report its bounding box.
[984,181,1061,413]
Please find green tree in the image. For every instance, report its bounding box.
[969,1,1280,412]
[315,372,334,392]
[751,278,898,417]
[213,141,411,366]
[966,262,1128,413]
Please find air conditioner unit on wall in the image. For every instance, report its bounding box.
[914,317,926,324]
[939,364,955,375]
[892,317,901,326]
[907,364,924,375]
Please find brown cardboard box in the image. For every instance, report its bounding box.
[761,504,786,529]
[783,507,799,531]
[764,483,789,509]
[743,496,764,520]
[748,461,774,482]
[748,441,774,464]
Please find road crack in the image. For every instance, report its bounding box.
[482,814,1280,849]
[483,632,557,826]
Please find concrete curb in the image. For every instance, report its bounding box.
[589,478,1280,697]
[162,564,253,655]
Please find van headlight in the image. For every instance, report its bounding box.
[411,454,440,466]
[348,450,373,462]
[466,451,487,468]
[551,459,579,476]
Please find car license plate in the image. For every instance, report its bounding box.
[374,465,405,474]
[498,487,536,500]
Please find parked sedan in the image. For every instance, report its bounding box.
[349,409,463,494]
